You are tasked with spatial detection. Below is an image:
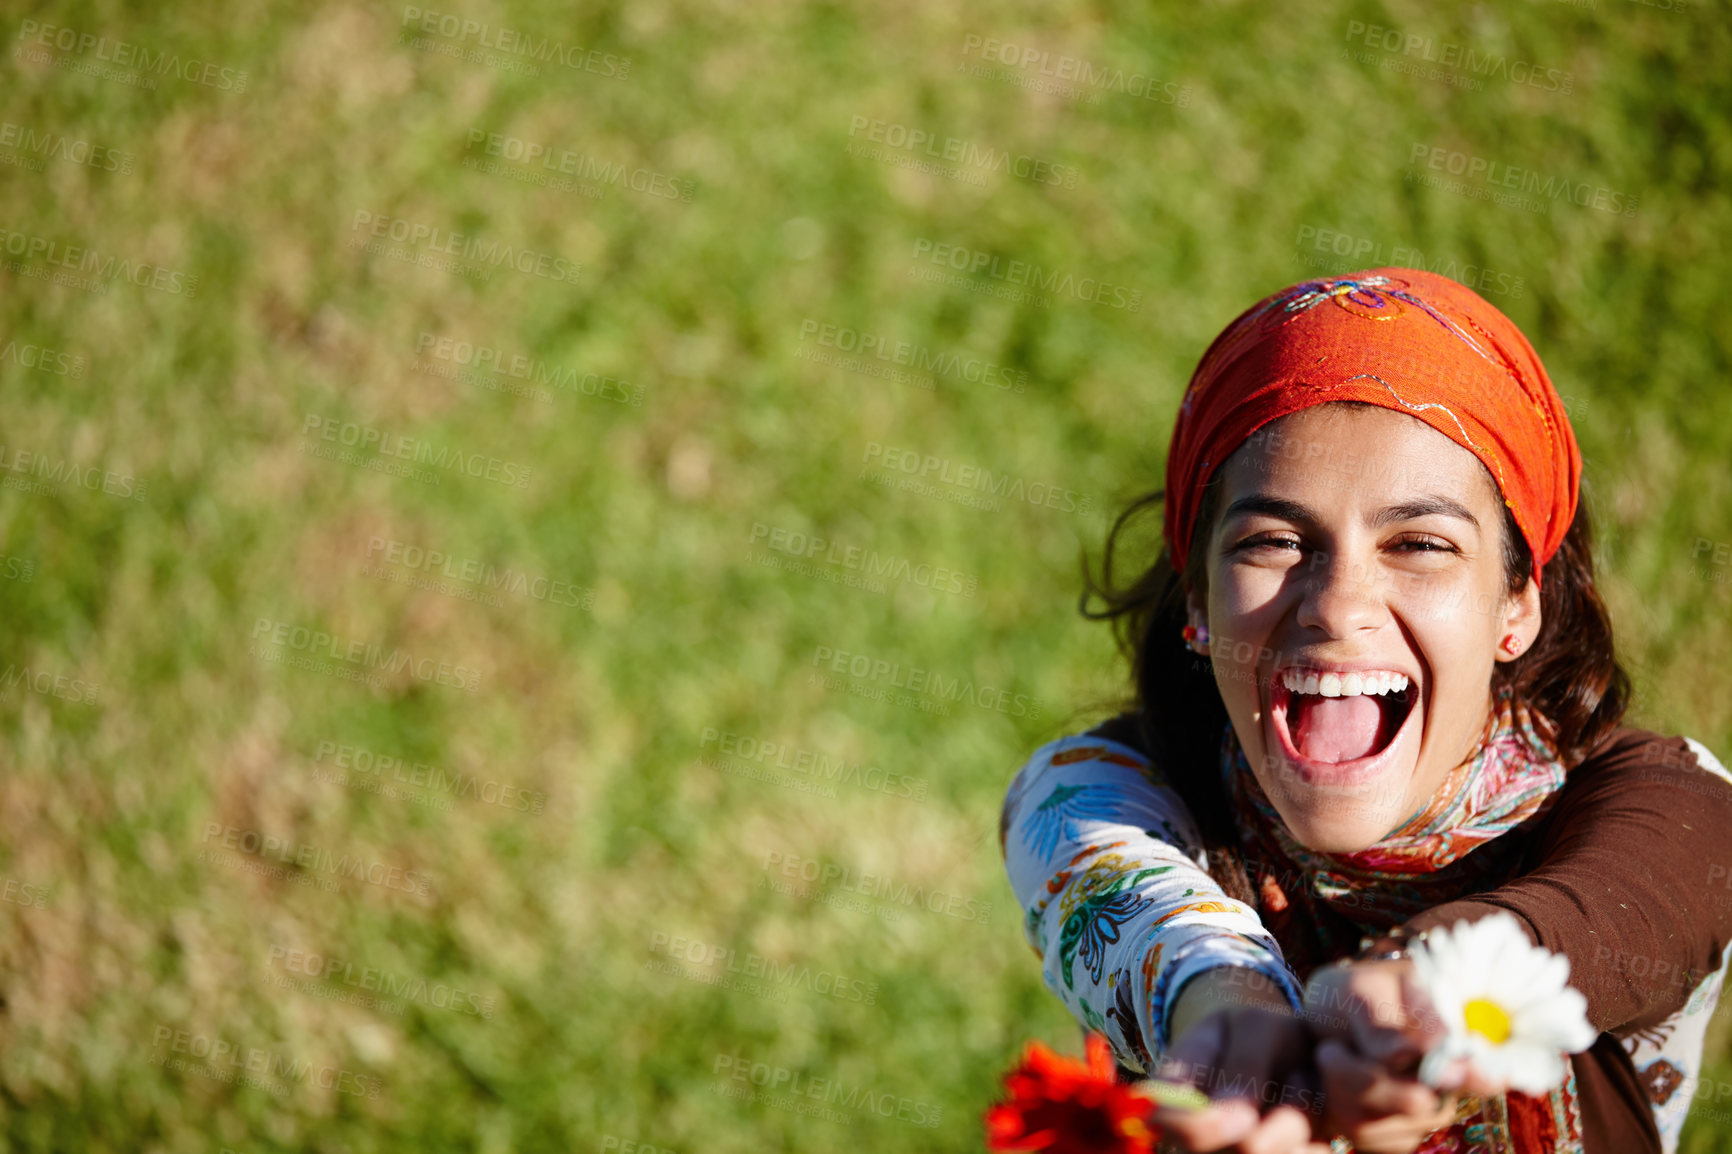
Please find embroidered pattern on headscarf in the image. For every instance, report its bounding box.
[1163,267,1581,586]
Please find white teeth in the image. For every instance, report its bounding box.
[1280,669,1412,698]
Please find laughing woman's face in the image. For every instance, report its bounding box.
[1188,403,1543,853]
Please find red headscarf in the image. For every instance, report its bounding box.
[1163,268,1580,586]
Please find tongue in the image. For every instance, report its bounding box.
[1293,694,1385,763]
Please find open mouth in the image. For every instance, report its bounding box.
[1269,668,1422,784]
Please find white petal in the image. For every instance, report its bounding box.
[1490,1043,1567,1095]
[1418,1031,1477,1086]
[1404,913,1598,1098]
[1519,950,1570,995]
[1417,1047,1456,1088]
[1512,993,1595,1052]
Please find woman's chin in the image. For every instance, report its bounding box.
[1256,713,1422,851]
[1272,806,1402,854]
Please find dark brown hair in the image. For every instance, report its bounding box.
[1080,402,1630,903]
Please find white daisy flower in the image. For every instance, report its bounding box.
[1407,912,1597,1095]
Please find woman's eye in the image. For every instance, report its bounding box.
[1237,535,1302,553]
[1392,537,1457,554]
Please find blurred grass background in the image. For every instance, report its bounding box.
[0,0,1729,1150]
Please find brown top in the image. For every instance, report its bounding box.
[1087,714,1732,1152]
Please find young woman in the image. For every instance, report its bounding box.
[1000,269,1732,1153]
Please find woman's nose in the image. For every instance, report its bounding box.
[1294,548,1384,636]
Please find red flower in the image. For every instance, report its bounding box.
[985,1033,1159,1153]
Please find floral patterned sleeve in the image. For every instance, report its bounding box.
[1001,732,1303,1073]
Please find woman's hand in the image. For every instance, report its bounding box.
[1150,967,1331,1153]
[1311,1037,1456,1154]
[1301,958,1505,1154]
[1151,959,1516,1153]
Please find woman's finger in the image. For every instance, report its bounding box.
[1349,1021,1422,1076]
[1396,968,1447,1044]
[1349,1095,1461,1154]
[1316,1038,1442,1122]
[1234,1104,1318,1154]
[1315,1039,1462,1154]
[1151,1096,1259,1152]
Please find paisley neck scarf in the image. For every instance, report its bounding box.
[1223,683,1568,972]
[1223,684,1584,1152]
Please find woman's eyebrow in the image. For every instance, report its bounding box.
[1221,495,1315,524]
[1220,493,1481,529]
[1370,496,1480,529]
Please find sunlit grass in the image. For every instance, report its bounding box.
[0,1,1728,1150]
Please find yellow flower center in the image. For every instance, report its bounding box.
[1462,998,1512,1044]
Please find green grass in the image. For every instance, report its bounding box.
[1,0,1729,1150]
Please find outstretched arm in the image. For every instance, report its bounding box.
[1082,715,1732,1039]
[1001,731,1303,1073]
[1388,732,1732,1037]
